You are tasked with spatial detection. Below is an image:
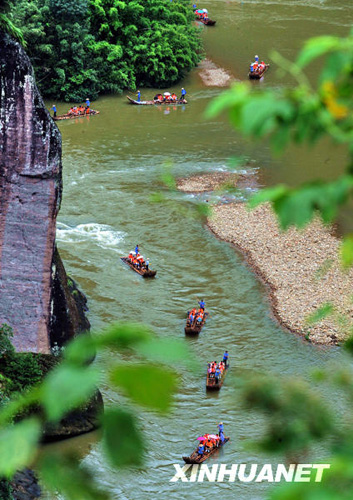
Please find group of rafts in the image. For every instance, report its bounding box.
[121,248,230,462]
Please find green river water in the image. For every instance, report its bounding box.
[50,1,353,498]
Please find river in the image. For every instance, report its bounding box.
[51,1,353,498]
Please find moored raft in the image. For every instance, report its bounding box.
[184,310,208,335]
[206,364,229,391]
[53,110,100,121]
[248,64,270,79]
[183,437,229,464]
[120,257,157,278]
[127,96,187,105]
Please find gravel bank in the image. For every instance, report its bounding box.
[207,203,353,345]
[176,172,250,193]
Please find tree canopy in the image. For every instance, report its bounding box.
[11,0,201,101]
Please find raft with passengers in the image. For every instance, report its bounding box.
[183,423,229,464]
[185,300,208,335]
[127,89,187,106]
[206,352,229,391]
[249,55,270,79]
[51,98,100,121]
[194,8,216,25]
[121,245,156,278]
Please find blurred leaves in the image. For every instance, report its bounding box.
[41,365,99,421]
[238,374,333,453]
[101,409,145,468]
[0,418,40,477]
[306,303,334,325]
[340,235,353,269]
[39,453,109,500]
[110,364,178,413]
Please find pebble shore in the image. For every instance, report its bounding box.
[177,174,353,345]
[208,203,353,345]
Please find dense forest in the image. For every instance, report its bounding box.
[10,0,202,101]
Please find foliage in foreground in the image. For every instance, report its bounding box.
[10,0,202,101]
[0,322,194,498]
[206,30,353,266]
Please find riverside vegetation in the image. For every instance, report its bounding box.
[9,0,202,101]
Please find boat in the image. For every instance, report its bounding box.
[248,64,270,79]
[120,257,157,278]
[198,18,216,26]
[53,110,100,121]
[183,437,229,464]
[206,364,229,391]
[126,96,187,105]
[184,310,208,335]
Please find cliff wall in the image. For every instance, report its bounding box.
[0,31,88,352]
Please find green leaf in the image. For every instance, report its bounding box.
[41,366,99,421]
[204,83,249,119]
[101,409,145,467]
[40,453,109,500]
[297,36,340,68]
[0,419,41,478]
[137,338,198,370]
[110,364,178,413]
[96,322,154,351]
[306,303,334,325]
[248,185,288,209]
[341,234,353,269]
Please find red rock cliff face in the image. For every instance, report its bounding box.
[0,31,74,353]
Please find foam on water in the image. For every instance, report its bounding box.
[56,222,126,252]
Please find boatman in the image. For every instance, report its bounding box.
[197,443,205,456]
[198,299,205,310]
[223,350,229,366]
[180,87,187,101]
[137,90,141,102]
[218,422,224,435]
[135,244,139,255]
[50,104,57,118]
[85,98,90,109]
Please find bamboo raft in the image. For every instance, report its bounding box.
[127,96,187,105]
[53,110,100,121]
[248,64,270,79]
[198,18,216,25]
[184,311,208,335]
[206,365,229,391]
[120,257,157,278]
[183,438,229,464]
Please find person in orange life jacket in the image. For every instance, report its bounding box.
[171,93,177,101]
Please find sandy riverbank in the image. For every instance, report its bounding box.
[177,174,353,345]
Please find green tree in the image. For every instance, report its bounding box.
[10,0,201,100]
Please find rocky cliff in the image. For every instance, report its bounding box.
[0,31,89,352]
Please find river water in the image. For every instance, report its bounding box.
[52,1,353,498]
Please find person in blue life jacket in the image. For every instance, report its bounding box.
[197,444,205,456]
[223,350,229,366]
[85,98,90,109]
[215,367,221,383]
[50,104,57,117]
[198,299,205,310]
[137,90,141,102]
[180,88,187,101]
[218,422,224,435]
[135,244,139,255]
